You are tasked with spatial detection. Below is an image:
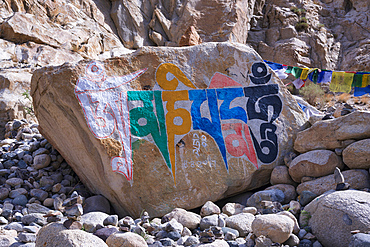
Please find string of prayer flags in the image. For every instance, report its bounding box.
[264,60,370,96]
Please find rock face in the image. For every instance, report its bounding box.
[301,190,370,247]
[247,0,370,71]
[288,150,343,183]
[342,139,370,169]
[294,111,370,153]
[31,42,306,217]
[0,0,127,137]
[111,0,252,48]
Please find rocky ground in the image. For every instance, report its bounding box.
[0,100,370,247]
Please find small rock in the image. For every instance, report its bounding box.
[106,232,147,246]
[5,222,23,231]
[23,225,40,234]
[30,189,48,202]
[255,235,274,247]
[252,214,295,243]
[284,234,300,246]
[65,204,83,218]
[103,215,119,226]
[6,178,23,187]
[299,239,313,247]
[184,235,199,246]
[242,206,257,215]
[0,187,9,200]
[18,232,37,243]
[200,201,221,217]
[13,194,28,206]
[224,231,237,241]
[22,213,47,226]
[200,214,219,230]
[225,213,255,237]
[0,217,8,224]
[167,231,181,241]
[33,154,51,170]
[94,227,119,241]
[43,198,54,208]
[299,191,318,206]
[298,229,307,239]
[27,203,52,214]
[162,208,200,230]
[270,165,296,185]
[222,203,244,216]
[83,195,111,214]
[164,218,183,233]
[246,189,285,208]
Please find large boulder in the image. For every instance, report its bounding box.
[294,111,370,153]
[296,169,370,195]
[288,150,343,183]
[342,139,370,169]
[31,42,305,217]
[300,190,370,247]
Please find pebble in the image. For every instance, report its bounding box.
[103,215,118,226]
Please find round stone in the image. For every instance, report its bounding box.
[13,195,28,206]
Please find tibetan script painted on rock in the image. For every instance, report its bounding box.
[74,61,282,183]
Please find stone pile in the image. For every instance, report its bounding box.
[0,118,98,246]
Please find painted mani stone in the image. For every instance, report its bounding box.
[74,61,282,183]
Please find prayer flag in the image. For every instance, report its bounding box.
[308,69,319,83]
[362,74,370,87]
[329,72,354,93]
[291,67,303,78]
[352,73,363,87]
[292,78,305,89]
[317,70,332,83]
[264,60,283,70]
[354,86,370,97]
[300,68,310,80]
[285,66,293,74]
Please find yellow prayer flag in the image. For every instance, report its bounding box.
[329,72,354,93]
[362,74,370,87]
[300,68,309,80]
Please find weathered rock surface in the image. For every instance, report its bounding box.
[31,42,305,217]
[294,111,370,153]
[288,150,343,182]
[301,190,370,247]
[296,169,370,195]
[342,139,370,169]
[111,0,252,48]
